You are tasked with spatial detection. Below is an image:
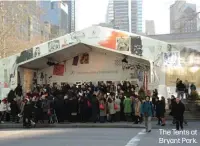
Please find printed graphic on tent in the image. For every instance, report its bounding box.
[98,31,128,50]
[53,64,65,76]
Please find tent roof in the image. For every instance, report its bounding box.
[13,25,166,70]
[18,42,150,70]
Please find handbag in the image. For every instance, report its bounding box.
[87,100,91,107]
[114,104,118,110]
[47,109,51,116]
[99,104,105,110]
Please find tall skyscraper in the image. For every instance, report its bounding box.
[40,0,73,38]
[106,0,143,33]
[170,0,197,33]
[60,1,69,35]
[145,20,155,35]
[106,0,114,24]
[66,0,75,33]
[40,1,60,26]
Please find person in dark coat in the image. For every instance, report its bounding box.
[155,97,162,125]
[69,95,78,122]
[64,93,70,121]
[10,98,20,123]
[160,96,166,126]
[119,93,125,121]
[23,99,33,128]
[78,93,88,122]
[169,95,176,124]
[152,89,158,109]
[91,94,99,123]
[173,98,185,130]
[54,94,65,123]
[15,84,23,97]
[176,80,186,99]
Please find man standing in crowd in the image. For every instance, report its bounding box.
[176,80,186,99]
[173,98,185,130]
[142,96,153,132]
[184,80,189,99]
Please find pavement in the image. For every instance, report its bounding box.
[0,125,200,146]
[0,120,199,129]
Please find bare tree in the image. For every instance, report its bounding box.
[0,1,45,58]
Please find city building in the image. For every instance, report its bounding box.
[59,1,69,35]
[106,0,114,24]
[106,0,143,33]
[145,20,155,35]
[95,22,114,28]
[170,0,197,33]
[40,0,72,38]
[148,32,200,51]
[50,24,60,39]
[66,0,75,33]
[40,21,51,42]
[198,16,200,31]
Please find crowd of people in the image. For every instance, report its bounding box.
[0,80,187,131]
[176,78,196,99]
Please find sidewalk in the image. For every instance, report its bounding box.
[0,122,144,129]
[1,121,199,129]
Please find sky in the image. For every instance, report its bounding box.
[75,0,200,34]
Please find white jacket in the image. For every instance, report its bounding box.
[0,102,11,112]
[108,102,116,115]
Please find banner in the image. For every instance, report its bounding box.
[130,36,143,56]
[48,40,60,53]
[53,64,64,76]
[80,53,89,64]
[72,56,79,66]
[163,51,180,67]
[16,48,33,64]
[116,37,130,51]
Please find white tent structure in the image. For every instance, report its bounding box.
[0,26,187,99]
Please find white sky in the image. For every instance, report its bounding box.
[75,0,200,34]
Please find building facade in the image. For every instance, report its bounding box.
[66,0,75,33]
[148,32,200,51]
[198,16,200,31]
[40,0,73,38]
[106,0,114,24]
[59,1,69,35]
[170,0,197,33]
[145,20,155,35]
[106,0,143,33]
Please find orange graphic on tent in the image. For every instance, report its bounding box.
[98,31,128,49]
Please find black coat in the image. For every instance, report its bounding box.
[79,98,88,114]
[173,102,185,120]
[23,103,33,118]
[155,101,162,117]
[10,101,20,115]
[170,99,176,115]
[176,82,186,92]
